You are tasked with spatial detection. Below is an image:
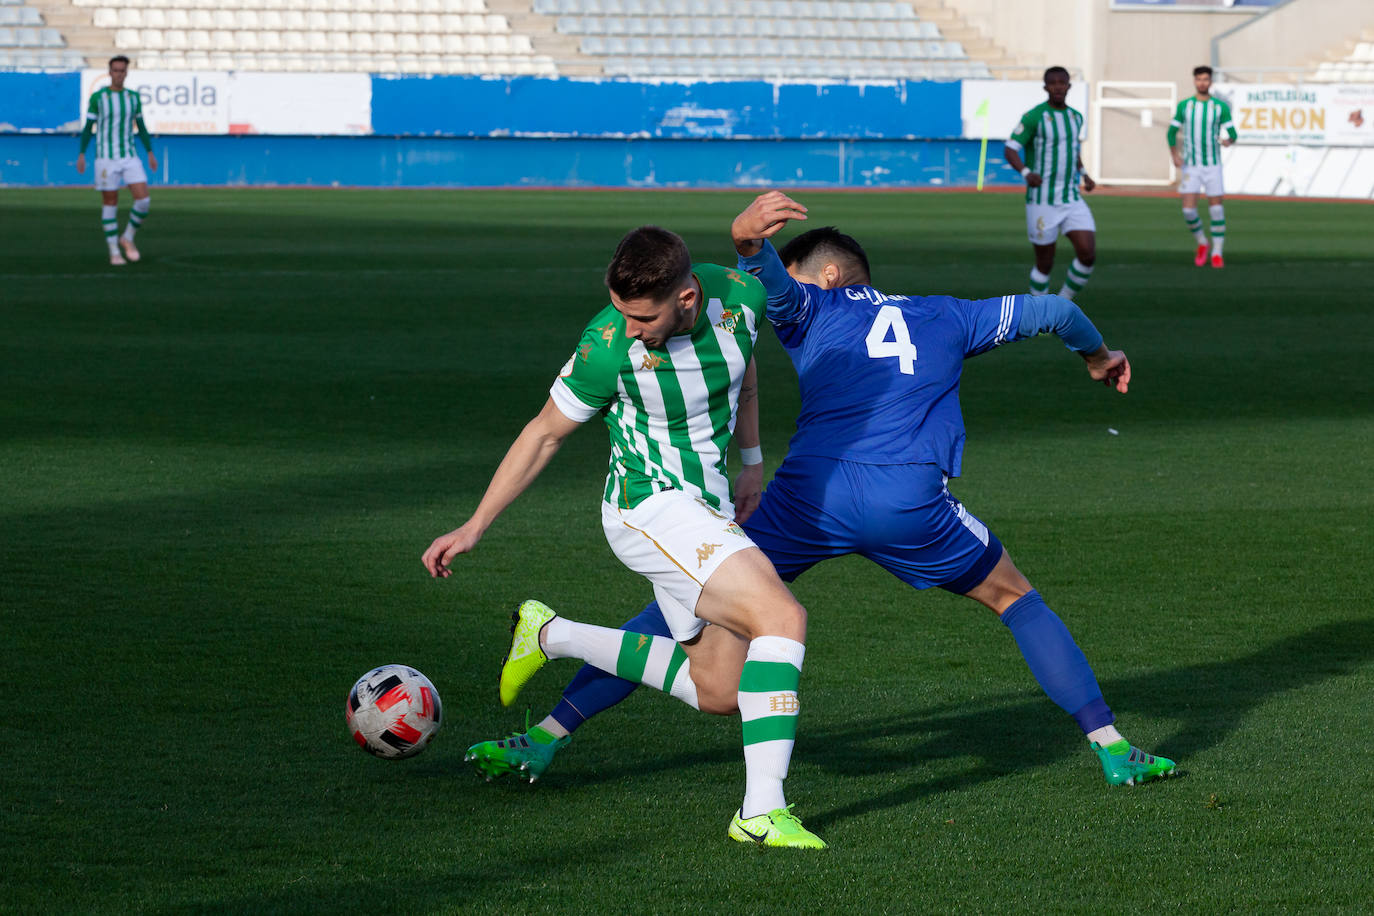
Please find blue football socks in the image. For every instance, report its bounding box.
[1000,590,1115,733]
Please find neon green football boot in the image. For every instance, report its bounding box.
[466,725,570,783]
[728,805,828,850]
[1093,739,1178,786]
[499,599,556,707]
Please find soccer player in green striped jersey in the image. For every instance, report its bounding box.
[1003,67,1098,302]
[422,227,826,849]
[76,56,157,267]
[1169,66,1237,268]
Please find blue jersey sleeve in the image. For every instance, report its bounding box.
[737,240,816,340]
[1014,294,1104,354]
[955,293,1024,357]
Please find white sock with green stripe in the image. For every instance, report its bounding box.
[1029,267,1050,295]
[739,635,804,818]
[1182,207,1207,245]
[1058,259,1094,300]
[542,617,698,709]
[123,197,150,241]
[101,205,119,253]
[1208,204,1225,255]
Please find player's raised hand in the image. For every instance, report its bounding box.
[1084,348,1131,394]
[422,522,484,578]
[732,190,808,256]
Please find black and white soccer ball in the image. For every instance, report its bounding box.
[345,664,443,759]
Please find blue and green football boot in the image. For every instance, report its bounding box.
[466,725,570,783]
[1093,739,1178,786]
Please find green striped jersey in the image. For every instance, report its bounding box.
[1006,102,1086,205]
[1170,97,1236,167]
[85,87,145,159]
[549,264,763,512]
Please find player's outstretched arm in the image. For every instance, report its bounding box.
[421,398,582,578]
[731,190,807,257]
[1082,344,1131,394]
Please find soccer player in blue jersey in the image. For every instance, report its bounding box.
[468,191,1176,794]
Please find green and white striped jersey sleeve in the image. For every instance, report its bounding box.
[1007,103,1085,205]
[86,88,146,159]
[549,265,762,512]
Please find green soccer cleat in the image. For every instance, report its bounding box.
[728,805,828,850]
[465,726,570,783]
[1093,739,1178,786]
[499,599,556,707]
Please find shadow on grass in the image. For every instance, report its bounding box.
[513,618,1374,834]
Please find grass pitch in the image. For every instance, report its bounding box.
[2,188,1372,914]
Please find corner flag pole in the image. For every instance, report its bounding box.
[975,98,991,191]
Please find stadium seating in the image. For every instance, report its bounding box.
[1309,40,1374,82]
[9,0,992,78]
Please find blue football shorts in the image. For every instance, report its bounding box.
[743,457,1002,595]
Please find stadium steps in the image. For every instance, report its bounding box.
[909,0,1022,76]
[22,0,111,63]
[487,0,601,75]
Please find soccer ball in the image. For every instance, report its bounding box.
[345,664,443,759]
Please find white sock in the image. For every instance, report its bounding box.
[543,616,698,709]
[1029,267,1050,295]
[101,204,119,253]
[123,197,150,241]
[1182,207,1207,245]
[1208,204,1225,255]
[739,635,805,818]
[1058,258,1094,300]
[1087,724,1125,747]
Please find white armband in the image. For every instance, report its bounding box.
[739,445,763,466]
[1020,166,1031,178]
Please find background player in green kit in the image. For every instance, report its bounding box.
[421,227,826,850]
[76,55,156,266]
[1169,65,1238,269]
[1003,66,1097,302]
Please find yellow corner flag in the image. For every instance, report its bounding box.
[975,98,991,191]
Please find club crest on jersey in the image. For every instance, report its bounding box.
[716,308,740,333]
[640,352,665,371]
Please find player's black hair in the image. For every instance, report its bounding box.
[604,226,693,303]
[1043,66,1070,83]
[1193,65,1214,78]
[779,227,871,285]
[109,55,130,67]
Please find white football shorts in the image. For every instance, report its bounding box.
[1179,164,1225,197]
[602,488,756,642]
[1025,199,1096,245]
[94,156,148,191]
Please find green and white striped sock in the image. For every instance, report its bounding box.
[123,197,150,241]
[543,617,698,709]
[739,635,804,817]
[1208,204,1225,255]
[101,204,119,253]
[1029,267,1050,295]
[1058,258,1094,300]
[1182,207,1207,244]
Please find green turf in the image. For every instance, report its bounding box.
[2,188,1371,914]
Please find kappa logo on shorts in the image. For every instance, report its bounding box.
[768,693,800,714]
[696,542,722,567]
